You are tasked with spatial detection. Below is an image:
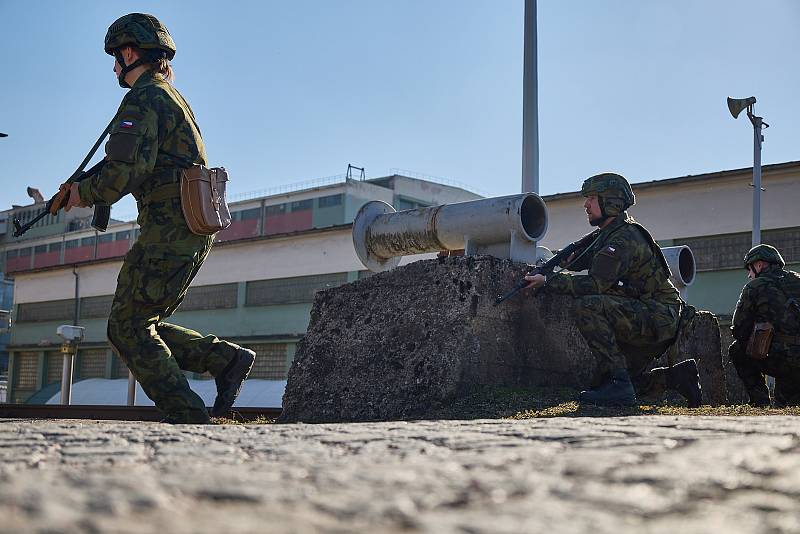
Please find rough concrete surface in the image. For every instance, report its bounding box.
[282,256,726,423]
[2,417,800,534]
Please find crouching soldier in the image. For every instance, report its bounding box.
[525,173,702,407]
[729,245,800,407]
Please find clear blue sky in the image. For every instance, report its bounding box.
[1,1,798,221]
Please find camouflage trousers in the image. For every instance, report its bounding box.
[107,197,240,423]
[729,341,800,406]
[575,294,680,386]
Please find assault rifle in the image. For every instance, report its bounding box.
[493,230,600,305]
[13,114,118,238]
[12,160,110,237]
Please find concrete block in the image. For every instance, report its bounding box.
[280,256,725,422]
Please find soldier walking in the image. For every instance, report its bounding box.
[62,13,255,423]
[525,173,702,407]
[729,245,800,407]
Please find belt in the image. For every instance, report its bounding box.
[774,332,800,345]
[135,168,183,210]
[136,183,181,210]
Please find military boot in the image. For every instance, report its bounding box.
[664,359,703,408]
[161,411,211,425]
[579,368,637,407]
[746,386,771,408]
[211,347,256,417]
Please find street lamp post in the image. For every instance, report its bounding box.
[522,0,538,196]
[727,96,769,247]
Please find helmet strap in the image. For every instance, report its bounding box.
[113,48,147,89]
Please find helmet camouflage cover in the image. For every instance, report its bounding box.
[105,13,176,60]
[580,172,636,217]
[743,244,785,269]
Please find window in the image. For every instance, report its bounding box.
[78,349,107,379]
[98,234,113,244]
[265,204,286,216]
[48,243,62,253]
[397,199,416,211]
[248,344,288,380]
[13,352,39,389]
[240,208,261,220]
[180,284,238,311]
[81,237,96,247]
[65,239,80,249]
[46,352,63,384]
[246,273,348,306]
[318,194,343,208]
[17,299,75,322]
[34,245,47,254]
[677,227,800,271]
[80,295,114,319]
[6,250,18,259]
[290,199,313,212]
[19,247,31,257]
[115,230,131,241]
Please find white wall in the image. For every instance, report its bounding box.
[540,167,799,248]
[13,227,435,305]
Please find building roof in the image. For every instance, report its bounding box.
[541,160,800,202]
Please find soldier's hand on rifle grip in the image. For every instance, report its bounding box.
[524,273,546,290]
[49,183,71,216]
[63,183,87,212]
[560,250,579,268]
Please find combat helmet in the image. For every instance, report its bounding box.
[105,13,176,88]
[743,244,785,270]
[580,172,635,218]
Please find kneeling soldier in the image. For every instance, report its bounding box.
[729,245,800,407]
[526,173,702,407]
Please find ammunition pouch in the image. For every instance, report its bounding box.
[746,321,774,360]
[180,164,231,235]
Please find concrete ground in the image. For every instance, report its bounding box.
[1,416,799,533]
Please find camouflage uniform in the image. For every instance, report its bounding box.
[536,172,700,407]
[78,18,242,423]
[545,214,682,379]
[729,246,800,406]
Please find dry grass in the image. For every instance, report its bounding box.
[212,386,800,424]
[211,415,276,425]
[431,386,800,420]
[509,402,800,419]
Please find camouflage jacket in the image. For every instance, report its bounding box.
[78,70,206,207]
[731,265,800,352]
[545,214,681,307]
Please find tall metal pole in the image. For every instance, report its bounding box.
[60,269,80,405]
[127,371,137,406]
[522,0,539,195]
[751,115,763,247]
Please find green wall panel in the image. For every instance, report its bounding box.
[685,262,800,316]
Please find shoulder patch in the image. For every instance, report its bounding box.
[594,247,622,280]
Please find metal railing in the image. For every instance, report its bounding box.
[229,174,349,202]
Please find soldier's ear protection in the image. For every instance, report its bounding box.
[599,196,626,218]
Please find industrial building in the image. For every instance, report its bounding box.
[2,161,798,405]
